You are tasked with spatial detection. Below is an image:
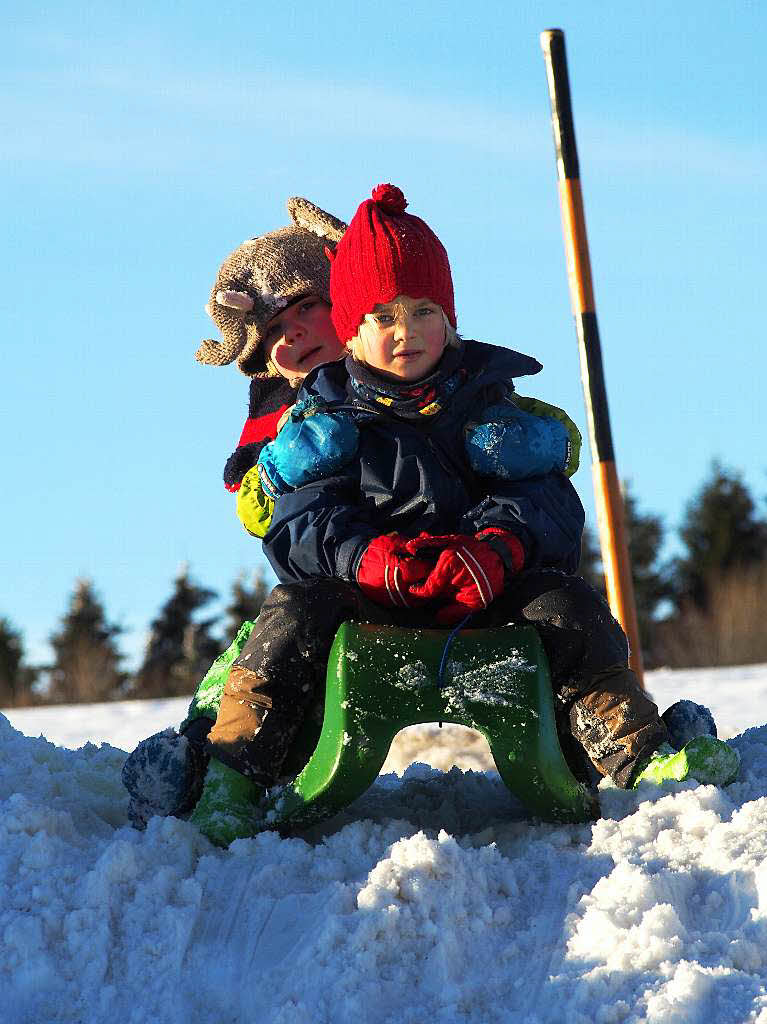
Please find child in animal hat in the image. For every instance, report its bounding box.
[197,196,349,534]
[122,197,348,827]
[187,184,737,843]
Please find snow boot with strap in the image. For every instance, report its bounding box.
[631,736,739,789]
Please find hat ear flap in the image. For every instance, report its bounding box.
[324,245,336,264]
[194,329,246,366]
[196,287,249,366]
[287,197,346,243]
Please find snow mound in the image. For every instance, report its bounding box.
[3,707,767,1022]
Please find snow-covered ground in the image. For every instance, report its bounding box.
[2,665,767,1023]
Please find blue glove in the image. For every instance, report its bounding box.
[464,403,571,480]
[121,723,210,828]
[257,398,359,500]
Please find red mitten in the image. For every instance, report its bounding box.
[408,529,525,623]
[475,527,526,574]
[409,537,503,612]
[356,534,433,609]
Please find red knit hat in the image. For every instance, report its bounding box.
[329,184,456,343]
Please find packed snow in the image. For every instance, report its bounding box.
[2,664,767,1023]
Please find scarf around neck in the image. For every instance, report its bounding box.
[345,342,467,419]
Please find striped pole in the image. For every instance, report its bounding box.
[540,28,644,681]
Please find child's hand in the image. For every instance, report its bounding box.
[356,533,433,609]
[464,402,576,479]
[407,530,524,623]
[257,400,359,499]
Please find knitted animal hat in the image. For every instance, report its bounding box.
[196,197,347,377]
[329,184,456,343]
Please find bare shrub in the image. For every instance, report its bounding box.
[658,562,767,668]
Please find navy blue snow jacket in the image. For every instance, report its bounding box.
[262,341,585,585]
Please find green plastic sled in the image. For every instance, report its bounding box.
[260,622,595,831]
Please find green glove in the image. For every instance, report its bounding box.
[632,736,740,789]
[236,465,275,538]
[188,758,265,846]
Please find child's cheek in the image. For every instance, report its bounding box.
[271,343,296,375]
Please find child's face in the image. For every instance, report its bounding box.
[263,296,343,382]
[352,295,447,381]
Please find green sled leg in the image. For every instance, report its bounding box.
[262,623,595,831]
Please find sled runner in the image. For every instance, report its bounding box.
[260,622,595,830]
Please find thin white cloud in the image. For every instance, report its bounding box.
[0,63,542,166]
[1,59,763,183]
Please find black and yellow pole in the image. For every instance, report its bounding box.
[540,28,644,682]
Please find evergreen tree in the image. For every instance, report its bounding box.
[47,579,125,703]
[223,569,270,642]
[134,566,219,698]
[0,617,39,707]
[673,461,767,610]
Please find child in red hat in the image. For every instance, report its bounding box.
[122,190,582,835]
[129,186,738,843]
[183,185,737,844]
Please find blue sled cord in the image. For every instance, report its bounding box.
[437,613,473,727]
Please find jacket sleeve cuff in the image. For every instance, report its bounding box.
[476,527,526,574]
[337,536,375,582]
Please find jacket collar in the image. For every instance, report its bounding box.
[344,342,467,419]
[301,339,542,407]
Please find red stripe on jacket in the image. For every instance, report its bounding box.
[225,406,290,492]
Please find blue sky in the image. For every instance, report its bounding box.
[3,1,765,667]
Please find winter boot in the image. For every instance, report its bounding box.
[122,718,212,828]
[188,758,265,846]
[662,700,717,748]
[631,735,739,789]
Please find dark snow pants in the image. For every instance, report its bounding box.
[206,572,668,788]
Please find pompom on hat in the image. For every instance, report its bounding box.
[329,184,456,343]
[196,197,346,377]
